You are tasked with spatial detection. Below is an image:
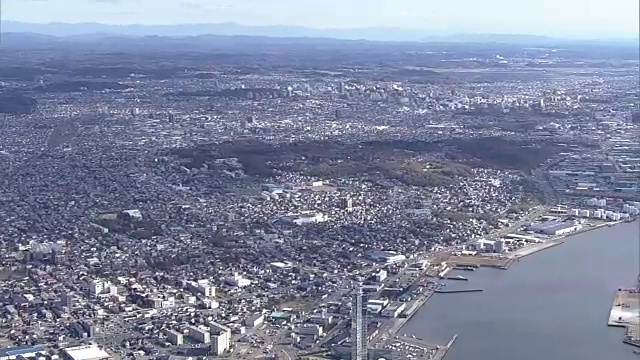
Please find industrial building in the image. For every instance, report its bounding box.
[0,346,46,360]
[381,302,406,318]
[244,313,265,328]
[298,324,324,339]
[366,298,389,314]
[62,345,111,360]
[526,221,582,236]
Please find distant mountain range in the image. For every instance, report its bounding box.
[4,21,633,44]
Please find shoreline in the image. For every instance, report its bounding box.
[394,219,631,355]
[607,288,640,348]
[448,219,625,271]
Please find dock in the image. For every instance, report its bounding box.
[508,240,564,259]
[395,335,440,351]
[445,276,468,281]
[431,334,458,360]
[434,289,483,294]
[607,288,640,346]
[453,266,476,271]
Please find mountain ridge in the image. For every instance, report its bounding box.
[3,21,636,43]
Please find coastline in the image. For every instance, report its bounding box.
[393,218,631,356]
[447,219,624,271]
[607,288,640,348]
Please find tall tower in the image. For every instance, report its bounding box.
[636,218,640,341]
[351,287,368,360]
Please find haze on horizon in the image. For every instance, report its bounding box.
[3,0,639,40]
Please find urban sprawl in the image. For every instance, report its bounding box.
[0,35,638,360]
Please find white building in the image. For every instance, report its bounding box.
[121,209,143,220]
[226,273,251,287]
[209,322,231,355]
[165,330,184,345]
[86,279,109,297]
[186,279,216,298]
[367,250,406,264]
[374,270,387,283]
[62,345,112,360]
[244,313,265,328]
[187,326,210,344]
[287,212,329,225]
[473,239,495,252]
[381,302,406,318]
[210,333,229,356]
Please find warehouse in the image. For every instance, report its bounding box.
[62,345,111,360]
[381,302,406,318]
[0,346,46,360]
[526,221,582,236]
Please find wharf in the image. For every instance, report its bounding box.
[445,276,468,281]
[607,288,640,346]
[453,266,477,271]
[395,335,440,351]
[448,240,564,271]
[508,240,564,260]
[447,255,510,269]
[432,334,458,360]
[434,289,483,294]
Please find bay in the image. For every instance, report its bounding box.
[401,221,640,360]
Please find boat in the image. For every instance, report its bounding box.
[633,349,640,356]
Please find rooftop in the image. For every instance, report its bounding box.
[63,346,111,360]
[0,345,46,358]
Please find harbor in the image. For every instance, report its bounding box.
[400,221,639,360]
[608,288,640,348]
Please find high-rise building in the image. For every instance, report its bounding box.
[166,330,184,346]
[187,325,210,344]
[351,287,368,360]
[209,321,231,355]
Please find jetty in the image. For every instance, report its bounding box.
[445,275,468,281]
[434,289,483,294]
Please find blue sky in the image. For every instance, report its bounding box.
[3,0,639,38]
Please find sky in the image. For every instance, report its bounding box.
[3,0,639,38]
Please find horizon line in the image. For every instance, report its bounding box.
[2,20,638,42]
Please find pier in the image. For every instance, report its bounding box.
[431,334,458,360]
[607,288,640,347]
[435,289,483,294]
[445,276,468,281]
[453,265,478,271]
